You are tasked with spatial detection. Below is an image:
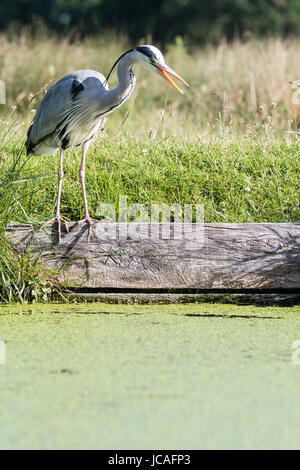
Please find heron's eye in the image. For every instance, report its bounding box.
[149,58,155,64]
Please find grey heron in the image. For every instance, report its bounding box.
[26,45,188,241]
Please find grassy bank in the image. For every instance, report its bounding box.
[2,132,300,224]
[0,123,299,302]
[1,124,299,302]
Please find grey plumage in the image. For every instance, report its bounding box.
[26,70,109,156]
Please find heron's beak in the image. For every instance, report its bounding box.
[155,63,189,94]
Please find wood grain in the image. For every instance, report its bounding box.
[6,222,300,291]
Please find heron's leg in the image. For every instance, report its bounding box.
[41,149,69,242]
[56,148,64,219]
[77,141,96,240]
[79,141,91,221]
[55,149,69,239]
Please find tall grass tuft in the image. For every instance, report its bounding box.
[0,120,60,303]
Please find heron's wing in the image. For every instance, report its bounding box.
[28,70,108,152]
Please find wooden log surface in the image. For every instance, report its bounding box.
[6,222,300,292]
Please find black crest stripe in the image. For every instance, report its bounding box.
[135,46,156,59]
[71,79,84,100]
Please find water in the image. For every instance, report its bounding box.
[0,302,300,450]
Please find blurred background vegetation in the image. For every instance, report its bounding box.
[1,0,300,137]
[1,0,300,44]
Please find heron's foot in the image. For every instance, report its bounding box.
[75,217,97,241]
[41,216,69,243]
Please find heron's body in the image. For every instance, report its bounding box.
[26,65,136,155]
[26,46,188,241]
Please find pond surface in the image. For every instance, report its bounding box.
[0,302,300,450]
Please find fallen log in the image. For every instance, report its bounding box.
[6,223,300,299]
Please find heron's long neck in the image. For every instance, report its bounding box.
[105,55,136,111]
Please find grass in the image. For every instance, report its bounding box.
[3,134,299,224]
[0,31,299,302]
[0,121,62,303]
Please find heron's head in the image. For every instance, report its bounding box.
[134,45,189,94]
